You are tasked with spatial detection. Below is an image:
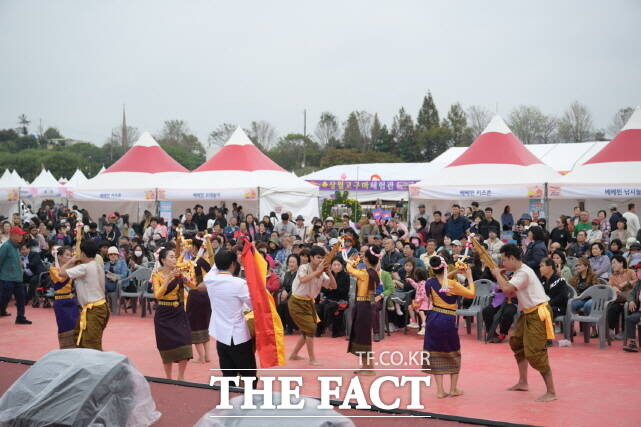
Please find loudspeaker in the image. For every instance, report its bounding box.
[0,349,160,426]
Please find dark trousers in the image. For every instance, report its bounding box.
[625,311,641,339]
[607,302,624,330]
[316,300,346,337]
[372,299,383,335]
[277,298,296,333]
[483,303,517,336]
[216,338,257,381]
[0,280,26,319]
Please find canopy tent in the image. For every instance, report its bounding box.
[69,132,188,220]
[160,127,319,221]
[0,170,20,219]
[301,162,434,202]
[23,168,66,198]
[64,169,89,189]
[409,115,563,219]
[11,170,28,186]
[432,141,609,174]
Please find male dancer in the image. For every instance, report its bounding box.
[288,246,336,365]
[491,243,557,402]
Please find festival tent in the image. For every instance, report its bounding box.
[432,141,609,174]
[409,115,563,220]
[11,170,28,186]
[64,169,89,189]
[23,168,66,199]
[301,162,435,202]
[549,107,641,213]
[69,132,188,220]
[159,127,319,221]
[0,170,20,219]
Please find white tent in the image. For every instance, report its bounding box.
[409,116,562,219]
[0,170,20,219]
[11,170,28,186]
[70,132,189,220]
[301,162,435,202]
[549,107,641,215]
[432,141,609,174]
[64,169,89,189]
[24,168,66,198]
[160,127,319,221]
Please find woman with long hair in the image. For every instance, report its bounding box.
[501,205,514,231]
[1,221,12,244]
[278,253,300,335]
[152,248,196,380]
[185,237,213,364]
[50,246,80,348]
[569,258,599,316]
[316,257,350,337]
[346,246,382,375]
[128,244,149,271]
[245,214,258,241]
[551,250,572,282]
[423,255,475,398]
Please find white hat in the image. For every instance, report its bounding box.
[325,217,335,222]
[107,246,120,255]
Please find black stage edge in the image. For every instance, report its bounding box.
[0,356,539,427]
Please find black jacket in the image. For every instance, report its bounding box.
[323,271,350,301]
[478,219,501,240]
[542,274,570,315]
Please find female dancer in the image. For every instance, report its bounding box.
[185,236,213,364]
[152,248,196,380]
[346,246,382,375]
[50,246,80,348]
[423,255,475,398]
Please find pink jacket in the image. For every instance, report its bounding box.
[407,278,432,311]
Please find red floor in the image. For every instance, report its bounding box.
[1,306,640,426]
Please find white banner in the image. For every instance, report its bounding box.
[20,187,67,198]
[553,185,641,199]
[68,189,156,202]
[409,184,545,200]
[158,188,257,201]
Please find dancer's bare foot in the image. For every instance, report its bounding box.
[508,383,529,391]
[436,391,449,399]
[289,354,305,361]
[449,389,464,397]
[309,359,322,366]
[536,392,557,402]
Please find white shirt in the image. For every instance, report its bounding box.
[205,269,253,346]
[291,263,329,299]
[66,260,106,306]
[508,263,549,311]
[293,224,307,241]
[623,211,640,236]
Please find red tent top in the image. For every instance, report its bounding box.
[584,107,641,165]
[105,132,188,173]
[195,127,285,172]
[447,116,543,167]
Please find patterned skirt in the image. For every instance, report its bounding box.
[288,296,318,337]
[186,289,211,344]
[347,300,373,355]
[155,305,193,363]
[422,310,461,375]
[54,296,79,349]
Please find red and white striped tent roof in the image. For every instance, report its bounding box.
[160,127,319,220]
[70,132,187,202]
[553,106,641,198]
[410,116,560,199]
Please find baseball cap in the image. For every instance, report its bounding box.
[107,246,120,255]
[10,226,26,235]
[452,240,462,246]
[325,217,335,222]
[108,213,117,219]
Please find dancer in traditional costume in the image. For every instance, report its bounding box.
[152,247,196,380]
[490,243,557,402]
[59,241,109,350]
[422,255,475,398]
[50,246,80,349]
[185,235,213,364]
[288,245,336,365]
[346,246,382,375]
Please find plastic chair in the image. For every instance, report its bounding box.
[116,268,151,315]
[344,277,357,340]
[456,279,493,340]
[567,284,616,349]
[554,285,577,337]
[141,279,156,318]
[597,277,609,285]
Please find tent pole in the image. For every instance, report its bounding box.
[543,183,550,220]
[407,188,412,233]
[257,187,261,219]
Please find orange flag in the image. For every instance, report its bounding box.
[241,241,285,368]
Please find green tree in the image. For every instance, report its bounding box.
[314,112,340,147]
[372,123,394,154]
[320,148,401,168]
[342,112,363,150]
[557,101,594,142]
[160,144,205,170]
[391,107,416,161]
[443,103,473,146]
[267,134,321,171]
[416,91,439,131]
[416,126,453,161]
[43,127,63,140]
[158,120,205,156]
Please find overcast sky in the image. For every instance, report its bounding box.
[1,0,640,146]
